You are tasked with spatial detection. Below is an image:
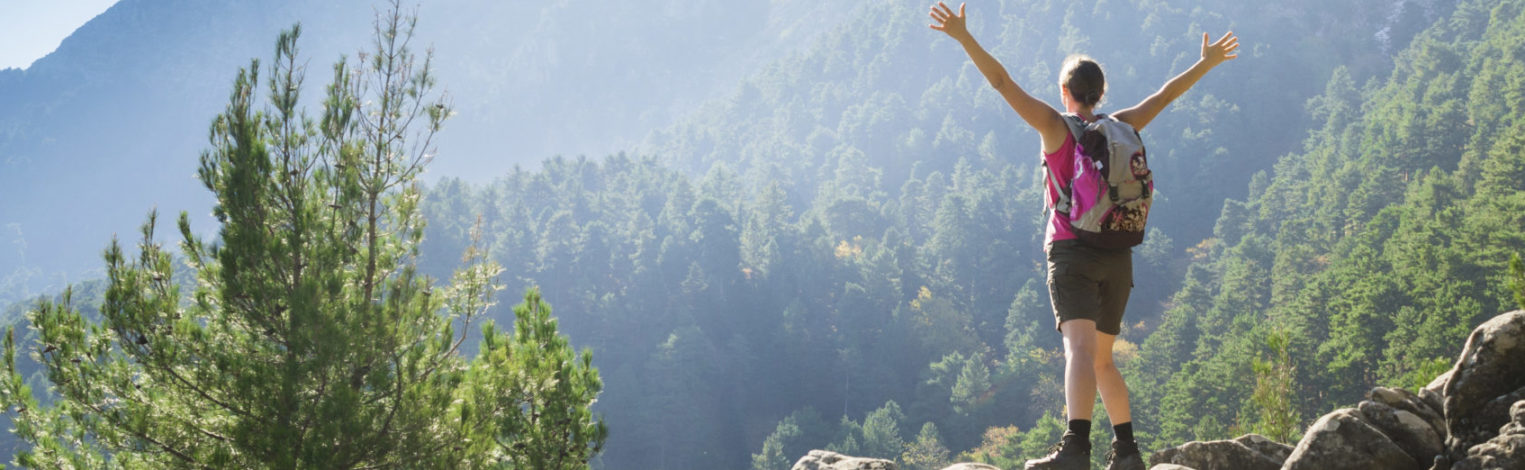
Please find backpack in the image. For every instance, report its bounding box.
[1047,113,1153,249]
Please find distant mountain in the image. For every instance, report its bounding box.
[0,0,855,296]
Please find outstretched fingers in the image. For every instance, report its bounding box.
[1213,31,1238,46]
[1203,31,1240,61]
[928,2,955,30]
[1215,32,1239,50]
[1219,32,1240,59]
[933,2,953,19]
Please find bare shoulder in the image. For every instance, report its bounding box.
[1037,108,1072,154]
[1111,106,1148,132]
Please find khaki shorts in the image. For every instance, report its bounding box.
[1046,239,1133,335]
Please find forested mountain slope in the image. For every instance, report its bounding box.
[406,1,1471,468]
[644,0,1442,254]
[1127,0,1525,452]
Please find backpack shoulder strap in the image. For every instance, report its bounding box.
[1061,113,1086,141]
[1046,162,1071,214]
[1049,113,1086,215]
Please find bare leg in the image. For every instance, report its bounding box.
[1027,319,1102,468]
[1060,319,1098,421]
[1094,330,1131,426]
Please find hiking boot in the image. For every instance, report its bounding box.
[1104,440,1145,470]
[1024,432,1091,470]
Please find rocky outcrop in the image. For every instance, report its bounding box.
[1149,434,1289,470]
[1440,310,1525,467]
[795,311,1525,470]
[1372,386,1439,445]
[937,464,1000,470]
[1145,310,1525,470]
[1450,400,1525,470]
[1283,408,1421,469]
[792,450,897,470]
[1356,399,1443,464]
[1229,433,1294,464]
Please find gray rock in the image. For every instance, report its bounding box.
[938,464,1000,470]
[1358,400,1444,464]
[792,450,897,470]
[1450,400,1525,470]
[1148,435,1283,470]
[1505,400,1525,436]
[1149,465,1196,470]
[1473,386,1525,435]
[1432,454,1453,470]
[1229,434,1293,464]
[1441,311,1525,461]
[1450,434,1525,470]
[1284,408,1421,470]
[1370,386,1448,440]
[1424,369,1453,414]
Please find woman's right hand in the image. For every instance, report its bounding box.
[929,2,969,41]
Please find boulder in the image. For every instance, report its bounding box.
[1450,434,1525,470]
[1148,434,1285,470]
[1357,399,1443,464]
[1369,386,1448,440]
[1507,400,1525,436]
[792,450,897,470]
[1441,311,1525,462]
[1473,386,1525,435]
[1423,370,1452,417]
[1148,465,1196,470]
[1450,400,1525,470]
[1283,408,1421,470]
[1231,433,1293,464]
[937,464,1000,470]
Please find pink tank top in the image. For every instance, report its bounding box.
[1043,133,1080,247]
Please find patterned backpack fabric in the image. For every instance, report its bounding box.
[1048,113,1153,249]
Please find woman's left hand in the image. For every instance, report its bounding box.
[929,2,969,41]
[1201,31,1240,67]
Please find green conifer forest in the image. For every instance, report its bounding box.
[3,0,1523,468]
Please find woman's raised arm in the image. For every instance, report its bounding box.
[1114,32,1239,132]
[930,2,1068,154]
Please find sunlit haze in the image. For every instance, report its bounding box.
[0,0,120,69]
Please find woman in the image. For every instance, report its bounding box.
[929,3,1239,469]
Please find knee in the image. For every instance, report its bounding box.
[1066,345,1097,367]
[1092,355,1117,373]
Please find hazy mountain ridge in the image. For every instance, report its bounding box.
[0,0,856,299]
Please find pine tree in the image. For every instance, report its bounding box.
[0,3,604,468]
[1510,254,1525,310]
[900,422,951,470]
[859,401,906,460]
[1245,329,1300,444]
[950,351,991,415]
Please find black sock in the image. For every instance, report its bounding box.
[1067,419,1091,440]
[1113,421,1135,443]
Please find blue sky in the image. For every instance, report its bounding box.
[0,0,121,69]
